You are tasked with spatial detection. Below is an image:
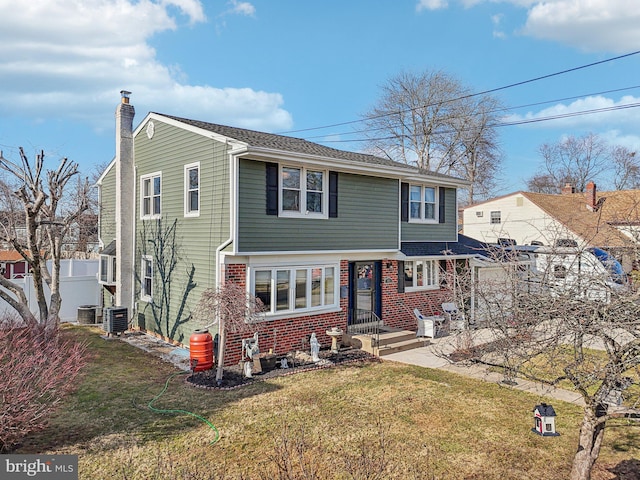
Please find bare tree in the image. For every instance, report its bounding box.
[530,133,611,192]
[527,173,569,194]
[0,148,89,335]
[136,217,196,343]
[361,69,503,203]
[453,241,640,480]
[451,94,503,203]
[191,282,264,383]
[612,146,640,190]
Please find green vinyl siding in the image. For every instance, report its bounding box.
[401,187,458,242]
[131,119,231,343]
[237,159,399,252]
[99,166,117,247]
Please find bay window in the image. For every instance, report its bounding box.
[252,265,338,316]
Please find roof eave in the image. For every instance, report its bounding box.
[242,146,469,186]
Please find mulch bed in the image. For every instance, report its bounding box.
[187,348,377,390]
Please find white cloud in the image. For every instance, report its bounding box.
[452,0,640,52]
[522,0,640,52]
[505,95,640,130]
[161,0,207,23]
[227,0,256,17]
[416,0,449,12]
[427,1,640,52]
[491,13,506,38]
[0,0,292,132]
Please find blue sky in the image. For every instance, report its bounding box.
[0,0,639,194]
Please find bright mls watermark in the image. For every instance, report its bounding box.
[1,455,78,479]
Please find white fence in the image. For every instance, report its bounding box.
[0,259,100,323]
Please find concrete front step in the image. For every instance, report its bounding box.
[347,329,430,356]
[377,337,430,356]
[377,329,419,347]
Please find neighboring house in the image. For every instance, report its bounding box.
[462,182,640,271]
[98,92,478,366]
[61,213,100,256]
[0,250,29,279]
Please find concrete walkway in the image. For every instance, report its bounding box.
[384,329,586,406]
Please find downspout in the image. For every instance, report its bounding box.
[131,165,138,321]
[214,143,242,382]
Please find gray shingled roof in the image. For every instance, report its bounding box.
[401,234,491,257]
[157,113,463,182]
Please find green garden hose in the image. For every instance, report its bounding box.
[147,371,220,445]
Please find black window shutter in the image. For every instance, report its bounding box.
[266,162,278,215]
[439,187,446,224]
[397,260,405,293]
[401,183,409,222]
[329,171,338,218]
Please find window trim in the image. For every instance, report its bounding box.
[98,254,116,285]
[250,264,339,318]
[184,162,200,218]
[278,165,328,219]
[408,184,438,223]
[140,171,162,220]
[402,258,439,291]
[140,255,153,302]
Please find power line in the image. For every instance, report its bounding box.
[279,50,640,136]
[317,102,640,144]
[300,84,640,142]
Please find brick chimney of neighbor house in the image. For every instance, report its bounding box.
[561,183,575,194]
[115,91,135,314]
[585,181,597,211]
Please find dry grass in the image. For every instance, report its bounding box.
[15,325,640,479]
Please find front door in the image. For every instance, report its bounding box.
[348,261,382,324]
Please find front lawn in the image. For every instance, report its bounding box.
[15,325,640,479]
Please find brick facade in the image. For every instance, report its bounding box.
[220,259,454,366]
[381,260,451,331]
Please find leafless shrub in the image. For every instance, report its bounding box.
[0,320,87,452]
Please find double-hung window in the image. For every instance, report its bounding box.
[409,185,437,222]
[141,256,153,301]
[490,211,501,224]
[252,265,338,316]
[184,162,200,217]
[403,259,438,290]
[141,172,162,219]
[280,166,327,218]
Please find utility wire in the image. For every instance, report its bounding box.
[318,102,640,144]
[279,50,640,136]
[301,84,640,142]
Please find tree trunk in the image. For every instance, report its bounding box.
[215,317,226,383]
[570,406,606,480]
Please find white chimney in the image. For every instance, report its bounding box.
[115,90,135,314]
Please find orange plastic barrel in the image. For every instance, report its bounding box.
[189,329,214,372]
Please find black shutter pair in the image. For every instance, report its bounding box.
[400,183,446,224]
[266,163,338,217]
